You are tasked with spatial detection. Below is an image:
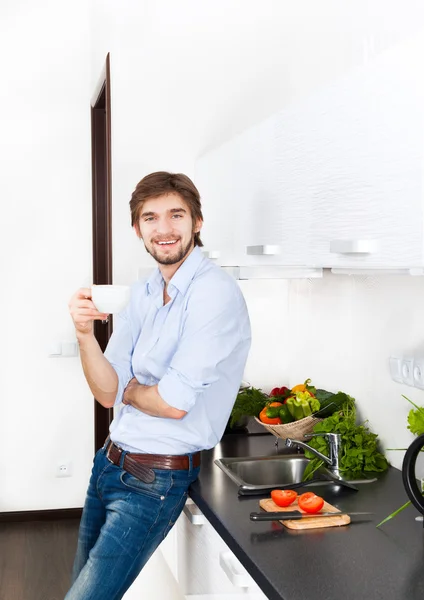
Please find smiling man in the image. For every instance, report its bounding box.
[139,196,197,266]
[66,171,251,600]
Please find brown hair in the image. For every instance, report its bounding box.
[130,171,204,247]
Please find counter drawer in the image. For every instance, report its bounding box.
[177,499,267,598]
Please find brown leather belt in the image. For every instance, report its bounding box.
[105,440,201,483]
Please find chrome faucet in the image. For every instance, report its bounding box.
[285,433,342,478]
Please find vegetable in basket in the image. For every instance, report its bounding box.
[259,406,281,425]
[259,402,285,425]
[314,389,350,418]
[261,403,296,425]
[264,402,283,419]
[286,391,320,421]
[279,405,295,423]
[291,378,317,395]
[229,379,332,429]
[229,386,269,428]
[269,386,291,400]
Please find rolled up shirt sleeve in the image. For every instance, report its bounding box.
[158,284,248,413]
[104,308,134,406]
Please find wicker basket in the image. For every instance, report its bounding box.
[254,415,323,441]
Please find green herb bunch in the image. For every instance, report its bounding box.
[229,386,269,428]
[377,395,424,528]
[406,395,424,436]
[302,393,388,481]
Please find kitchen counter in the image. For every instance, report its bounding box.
[189,432,424,600]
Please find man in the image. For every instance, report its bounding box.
[65,171,251,599]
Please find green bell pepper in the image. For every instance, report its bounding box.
[286,397,305,420]
[309,397,320,413]
[286,393,320,420]
[265,406,282,419]
[279,405,295,423]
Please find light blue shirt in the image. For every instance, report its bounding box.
[104,246,251,455]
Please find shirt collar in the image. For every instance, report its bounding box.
[145,246,204,298]
[145,267,164,297]
[169,246,204,296]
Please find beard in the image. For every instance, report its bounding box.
[144,234,194,265]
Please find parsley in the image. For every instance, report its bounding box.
[404,395,424,436]
[376,395,424,528]
[229,386,269,428]
[302,394,388,480]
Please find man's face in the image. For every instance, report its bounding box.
[136,192,202,266]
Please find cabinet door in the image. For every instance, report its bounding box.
[298,37,424,269]
[177,500,266,598]
[195,114,309,268]
[195,145,239,267]
[122,546,184,600]
[234,114,289,267]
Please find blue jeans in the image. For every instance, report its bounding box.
[64,443,200,600]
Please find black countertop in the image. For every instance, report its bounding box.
[189,432,424,600]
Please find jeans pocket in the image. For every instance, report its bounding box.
[120,469,172,500]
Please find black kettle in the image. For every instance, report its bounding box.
[402,434,424,516]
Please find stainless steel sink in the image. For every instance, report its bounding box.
[214,455,378,495]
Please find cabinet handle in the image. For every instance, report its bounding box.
[246,245,281,256]
[202,250,221,259]
[219,551,253,588]
[182,501,207,526]
[330,240,379,254]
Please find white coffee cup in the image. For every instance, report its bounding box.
[91,285,130,314]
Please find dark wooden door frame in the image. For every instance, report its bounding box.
[91,53,114,452]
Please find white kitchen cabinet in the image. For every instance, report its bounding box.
[195,144,240,268]
[122,544,184,600]
[195,36,424,275]
[171,499,267,599]
[295,36,424,271]
[195,114,310,269]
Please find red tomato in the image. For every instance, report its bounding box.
[271,489,298,507]
[298,492,325,514]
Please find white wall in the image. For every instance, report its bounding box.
[1,0,93,510]
[241,274,424,469]
[2,0,423,513]
[303,274,424,463]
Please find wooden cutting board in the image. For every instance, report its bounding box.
[259,498,351,530]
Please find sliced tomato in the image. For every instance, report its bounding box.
[297,492,325,514]
[271,489,298,507]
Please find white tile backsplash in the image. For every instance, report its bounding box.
[241,271,424,469]
[238,279,290,392]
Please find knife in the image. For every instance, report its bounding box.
[250,510,373,521]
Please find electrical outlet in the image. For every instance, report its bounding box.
[400,358,414,386]
[56,462,72,478]
[390,354,424,389]
[389,357,403,383]
[413,357,424,390]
